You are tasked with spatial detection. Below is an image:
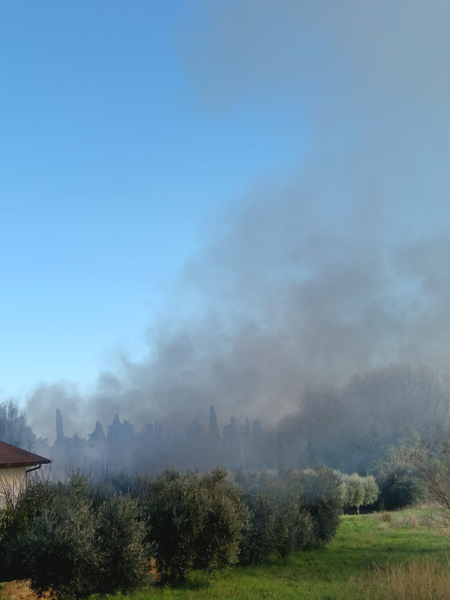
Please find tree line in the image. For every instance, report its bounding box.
[1,364,447,477]
[0,466,350,599]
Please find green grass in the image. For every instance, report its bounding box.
[120,510,450,600]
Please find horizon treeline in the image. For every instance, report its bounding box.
[2,363,450,477]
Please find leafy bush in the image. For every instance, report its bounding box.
[4,475,151,600]
[1,465,343,594]
[236,470,314,565]
[138,469,209,582]
[298,466,342,543]
[374,447,424,510]
[378,467,423,510]
[0,477,56,581]
[95,493,152,595]
[138,467,247,582]
[340,473,380,513]
[7,477,99,600]
[193,467,248,570]
[363,475,380,505]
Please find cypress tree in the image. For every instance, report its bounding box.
[88,421,106,443]
[209,405,220,440]
[56,408,64,442]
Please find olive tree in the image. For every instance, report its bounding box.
[340,473,379,513]
[4,475,152,600]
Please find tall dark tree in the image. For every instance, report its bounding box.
[223,417,242,468]
[107,415,122,443]
[88,421,106,444]
[209,405,220,441]
[56,408,65,442]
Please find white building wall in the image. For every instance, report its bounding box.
[0,467,27,506]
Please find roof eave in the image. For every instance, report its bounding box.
[0,459,51,469]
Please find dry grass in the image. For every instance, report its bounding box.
[355,558,450,599]
[370,509,437,530]
[1,562,160,600]
[0,581,35,600]
[392,510,440,530]
[370,511,392,523]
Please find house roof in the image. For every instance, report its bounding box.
[0,440,51,469]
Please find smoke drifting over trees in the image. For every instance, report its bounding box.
[6,363,448,478]
[7,1,450,472]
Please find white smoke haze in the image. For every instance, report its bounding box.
[25,1,450,441]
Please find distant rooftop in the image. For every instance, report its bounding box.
[0,441,51,469]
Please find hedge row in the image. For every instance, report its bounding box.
[0,466,344,599]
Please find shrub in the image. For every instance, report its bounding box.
[363,475,380,506]
[377,467,422,510]
[236,470,314,565]
[194,467,248,570]
[95,494,152,595]
[299,466,342,543]
[0,477,56,581]
[5,475,152,600]
[7,477,99,600]
[374,444,424,510]
[139,467,247,582]
[1,465,343,593]
[138,469,209,582]
[341,474,365,512]
[340,473,380,513]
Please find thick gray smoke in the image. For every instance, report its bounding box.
[25,1,450,441]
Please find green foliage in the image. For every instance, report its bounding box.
[3,475,151,600]
[298,467,342,543]
[193,467,248,571]
[340,473,380,511]
[377,469,424,510]
[7,477,100,600]
[0,477,56,581]
[382,432,450,514]
[375,447,424,510]
[341,474,365,510]
[363,475,379,505]
[138,467,247,582]
[1,466,343,595]
[117,510,450,600]
[138,469,209,582]
[236,470,315,565]
[95,494,152,595]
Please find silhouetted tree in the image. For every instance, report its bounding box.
[209,405,220,441]
[0,401,36,449]
[56,408,64,442]
[88,421,105,444]
[107,415,122,443]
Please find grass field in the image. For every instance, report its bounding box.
[129,510,450,600]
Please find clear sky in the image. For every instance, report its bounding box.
[0,1,309,397]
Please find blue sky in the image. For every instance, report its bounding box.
[3,1,450,437]
[0,1,309,397]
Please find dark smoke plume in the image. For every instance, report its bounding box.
[23,1,450,449]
